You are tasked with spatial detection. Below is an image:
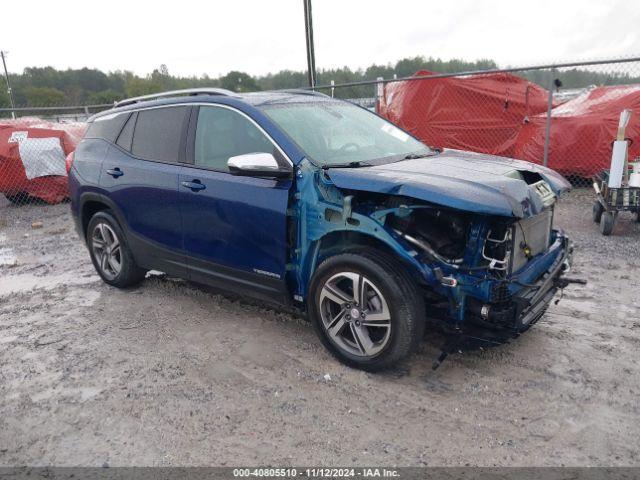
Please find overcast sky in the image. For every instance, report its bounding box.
[1,0,638,77]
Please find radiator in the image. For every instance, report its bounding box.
[511,208,553,273]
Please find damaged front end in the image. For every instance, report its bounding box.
[290,156,579,362]
[383,199,574,337]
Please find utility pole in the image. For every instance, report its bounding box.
[303,0,317,88]
[1,50,16,119]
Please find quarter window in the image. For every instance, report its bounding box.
[85,112,130,143]
[116,112,136,151]
[194,106,275,171]
[131,106,189,163]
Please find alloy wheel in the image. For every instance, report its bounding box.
[91,222,122,280]
[318,272,392,358]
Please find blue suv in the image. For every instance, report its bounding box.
[69,88,574,370]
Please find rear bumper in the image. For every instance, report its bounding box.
[465,233,572,334]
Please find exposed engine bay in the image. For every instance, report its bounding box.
[387,206,471,263]
[375,196,554,278]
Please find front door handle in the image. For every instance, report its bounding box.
[181,180,206,192]
[106,168,123,178]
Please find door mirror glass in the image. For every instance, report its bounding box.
[227,152,291,178]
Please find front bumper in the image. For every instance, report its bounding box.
[465,233,572,334]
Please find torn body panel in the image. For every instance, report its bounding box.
[288,157,571,338]
[289,159,432,301]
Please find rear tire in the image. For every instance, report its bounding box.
[308,251,425,371]
[592,201,604,223]
[599,211,615,236]
[87,211,146,288]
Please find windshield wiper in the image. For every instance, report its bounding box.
[403,152,437,160]
[321,160,371,169]
[321,151,436,169]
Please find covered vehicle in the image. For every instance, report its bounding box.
[514,84,640,178]
[378,70,549,157]
[0,118,86,204]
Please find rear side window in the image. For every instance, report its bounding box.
[116,112,137,151]
[85,112,130,143]
[194,106,275,171]
[131,106,189,162]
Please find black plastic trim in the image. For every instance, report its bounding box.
[187,255,290,306]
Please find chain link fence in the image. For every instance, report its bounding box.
[1,57,640,209]
[319,57,640,188]
[0,103,112,207]
[0,123,82,207]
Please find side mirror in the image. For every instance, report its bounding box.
[227,152,291,178]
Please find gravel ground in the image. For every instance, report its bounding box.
[0,190,639,467]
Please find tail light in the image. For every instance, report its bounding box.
[65,152,74,174]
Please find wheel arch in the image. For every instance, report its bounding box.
[300,229,427,299]
[78,192,128,242]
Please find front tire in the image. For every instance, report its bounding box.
[592,201,604,223]
[87,211,146,288]
[599,211,615,236]
[308,252,425,371]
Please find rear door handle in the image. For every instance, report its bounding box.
[106,168,123,178]
[181,180,206,192]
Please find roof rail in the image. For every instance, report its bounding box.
[276,89,329,97]
[114,88,237,108]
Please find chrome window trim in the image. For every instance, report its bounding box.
[93,111,129,122]
[118,102,294,167]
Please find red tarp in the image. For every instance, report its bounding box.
[0,118,86,204]
[514,85,640,178]
[378,70,550,157]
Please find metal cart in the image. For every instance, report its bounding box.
[592,169,640,235]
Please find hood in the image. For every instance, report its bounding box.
[326,149,571,218]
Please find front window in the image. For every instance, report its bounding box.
[195,105,277,172]
[260,101,431,166]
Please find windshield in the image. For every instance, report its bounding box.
[260,101,432,166]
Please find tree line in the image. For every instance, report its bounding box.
[1,56,639,108]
